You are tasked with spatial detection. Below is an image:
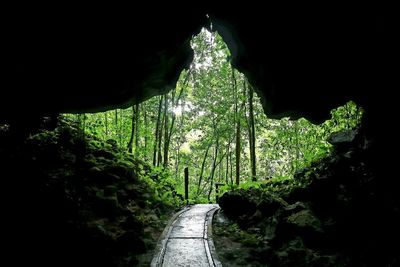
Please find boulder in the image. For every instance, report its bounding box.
[218,189,258,219]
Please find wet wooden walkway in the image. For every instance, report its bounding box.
[151,204,222,267]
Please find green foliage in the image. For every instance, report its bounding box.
[62,28,363,203]
[221,180,261,192]
[137,166,184,208]
[215,222,263,248]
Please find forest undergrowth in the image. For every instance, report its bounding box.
[1,116,183,266]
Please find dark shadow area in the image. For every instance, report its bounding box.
[1,4,395,266]
[216,125,399,266]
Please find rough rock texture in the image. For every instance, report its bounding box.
[3,4,207,119]
[3,4,394,196]
[217,129,399,266]
[1,3,396,266]
[3,4,394,192]
[3,5,391,124]
[0,117,182,266]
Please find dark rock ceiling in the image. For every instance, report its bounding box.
[3,4,391,128]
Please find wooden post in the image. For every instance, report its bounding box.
[184,167,189,203]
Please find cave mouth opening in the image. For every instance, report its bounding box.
[61,27,363,204]
[1,10,393,267]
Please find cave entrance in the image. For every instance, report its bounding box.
[63,27,362,204]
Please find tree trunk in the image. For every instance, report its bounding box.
[208,140,219,201]
[114,110,118,144]
[232,69,241,186]
[157,96,166,167]
[104,112,108,136]
[197,143,211,195]
[143,104,148,160]
[164,71,189,168]
[235,120,241,186]
[127,106,135,153]
[247,81,257,181]
[163,94,169,168]
[175,146,180,177]
[174,113,185,179]
[119,108,123,145]
[229,151,233,185]
[153,95,163,166]
[225,142,230,184]
[219,155,223,182]
[134,103,140,156]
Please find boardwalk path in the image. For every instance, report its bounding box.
[151,204,222,267]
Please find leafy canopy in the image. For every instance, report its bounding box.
[63,28,363,202]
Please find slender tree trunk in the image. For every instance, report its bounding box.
[134,103,140,156]
[219,155,223,182]
[214,147,229,171]
[236,123,241,186]
[245,116,253,165]
[232,69,241,185]
[119,108,123,145]
[199,145,229,198]
[175,114,185,179]
[247,81,257,181]
[225,143,230,184]
[143,104,148,160]
[127,106,135,153]
[114,110,118,143]
[229,151,233,185]
[294,120,300,172]
[153,95,163,166]
[77,114,86,139]
[175,146,180,177]
[163,94,169,168]
[157,96,166,167]
[104,112,108,136]
[164,71,189,168]
[197,143,212,195]
[208,140,219,201]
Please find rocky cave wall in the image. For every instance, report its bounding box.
[3,5,390,122]
[1,4,397,265]
[3,5,394,181]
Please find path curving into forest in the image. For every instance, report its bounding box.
[151,204,222,267]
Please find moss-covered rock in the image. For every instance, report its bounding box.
[286,209,321,231]
[1,117,183,266]
[215,128,395,266]
[218,189,258,219]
